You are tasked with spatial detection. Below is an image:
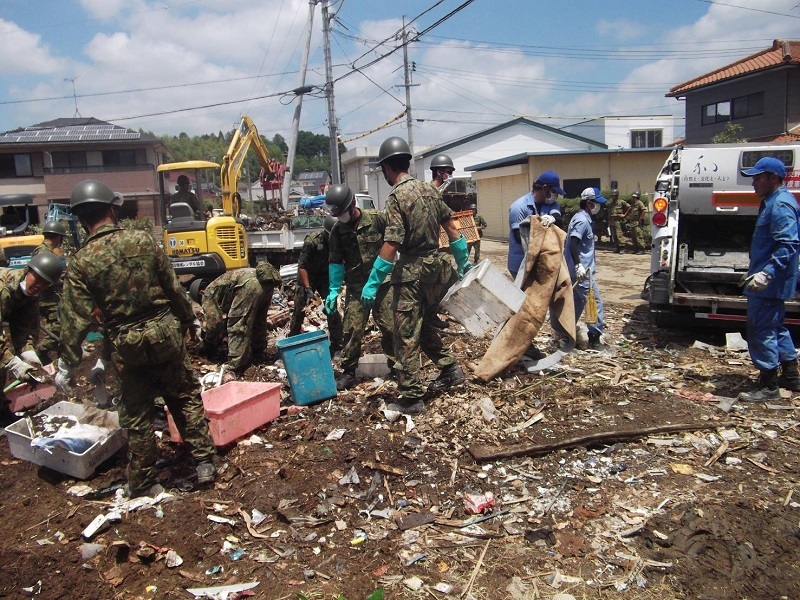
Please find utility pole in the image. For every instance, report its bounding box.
[401,18,418,175]
[322,1,341,184]
[281,0,317,209]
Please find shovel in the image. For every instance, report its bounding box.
[94,380,110,408]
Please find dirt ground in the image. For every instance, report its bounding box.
[1,239,799,600]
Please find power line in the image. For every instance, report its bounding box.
[694,0,800,18]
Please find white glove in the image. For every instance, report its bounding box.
[89,359,109,384]
[575,264,588,282]
[20,350,42,367]
[55,358,74,396]
[743,271,771,292]
[540,214,556,228]
[189,318,202,342]
[6,356,35,382]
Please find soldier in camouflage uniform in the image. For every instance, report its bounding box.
[55,179,216,498]
[323,184,395,390]
[288,221,343,354]
[31,221,67,364]
[607,189,631,253]
[0,247,7,268]
[0,253,65,423]
[361,137,472,414]
[468,203,488,263]
[198,262,281,374]
[629,192,649,254]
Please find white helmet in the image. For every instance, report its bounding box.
[580,187,596,200]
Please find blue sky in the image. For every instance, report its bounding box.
[1,0,798,151]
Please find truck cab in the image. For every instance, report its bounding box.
[354,193,375,210]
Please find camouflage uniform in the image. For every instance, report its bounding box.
[630,197,649,253]
[31,243,62,363]
[59,224,215,495]
[384,174,458,401]
[0,246,7,268]
[202,265,280,373]
[0,268,39,402]
[469,214,488,263]
[607,196,631,252]
[329,210,395,373]
[288,230,343,350]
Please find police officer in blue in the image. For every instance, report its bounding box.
[738,157,800,402]
[508,171,564,278]
[565,187,606,348]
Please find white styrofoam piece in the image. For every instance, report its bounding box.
[441,259,526,337]
[355,354,391,379]
[4,401,127,480]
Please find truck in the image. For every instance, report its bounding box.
[647,142,800,326]
[157,115,324,298]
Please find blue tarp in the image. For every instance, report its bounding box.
[299,194,326,209]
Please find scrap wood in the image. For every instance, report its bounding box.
[704,440,729,467]
[238,508,272,539]
[469,421,736,461]
[461,540,490,599]
[746,456,779,473]
[360,460,404,476]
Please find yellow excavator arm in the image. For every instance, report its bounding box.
[219,116,275,217]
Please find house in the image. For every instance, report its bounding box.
[0,117,168,222]
[466,147,670,240]
[667,39,800,143]
[297,170,330,196]
[342,118,607,210]
[560,115,678,149]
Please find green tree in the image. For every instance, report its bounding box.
[712,122,748,144]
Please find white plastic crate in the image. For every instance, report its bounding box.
[441,259,526,337]
[4,401,127,480]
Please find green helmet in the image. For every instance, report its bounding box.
[324,184,354,217]
[324,215,337,233]
[377,136,411,165]
[69,179,122,212]
[430,154,454,170]
[255,261,281,286]
[27,252,65,284]
[42,220,67,237]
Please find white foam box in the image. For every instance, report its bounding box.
[355,354,390,379]
[4,401,127,480]
[441,259,526,337]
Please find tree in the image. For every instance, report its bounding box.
[712,123,748,144]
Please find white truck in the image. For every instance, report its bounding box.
[648,143,800,326]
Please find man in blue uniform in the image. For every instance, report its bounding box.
[738,157,800,402]
[508,171,564,278]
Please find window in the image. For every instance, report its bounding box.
[52,151,87,169]
[102,149,139,166]
[631,129,663,148]
[0,153,33,177]
[702,92,763,126]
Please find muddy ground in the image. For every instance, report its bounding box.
[1,240,799,600]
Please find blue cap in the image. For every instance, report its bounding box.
[593,187,607,204]
[534,170,566,196]
[741,157,786,178]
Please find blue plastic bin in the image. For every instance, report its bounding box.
[276,330,337,405]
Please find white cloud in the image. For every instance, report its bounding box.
[595,18,644,41]
[0,19,68,75]
[79,0,129,20]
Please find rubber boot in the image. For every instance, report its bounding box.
[738,369,781,402]
[778,360,800,392]
[335,370,358,391]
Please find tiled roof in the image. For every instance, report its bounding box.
[0,117,157,145]
[667,39,800,97]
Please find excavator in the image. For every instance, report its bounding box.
[157,115,277,299]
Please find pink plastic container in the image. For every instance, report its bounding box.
[166,381,281,446]
[7,383,57,413]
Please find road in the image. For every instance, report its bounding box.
[477,238,651,306]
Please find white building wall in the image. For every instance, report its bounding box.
[562,117,675,149]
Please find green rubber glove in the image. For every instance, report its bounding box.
[450,235,471,279]
[360,256,393,308]
[324,263,345,315]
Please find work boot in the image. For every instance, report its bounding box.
[386,399,426,415]
[196,340,217,358]
[588,332,604,349]
[196,461,216,485]
[335,370,358,391]
[427,364,465,394]
[123,483,165,499]
[778,360,800,392]
[738,369,781,402]
[523,344,546,360]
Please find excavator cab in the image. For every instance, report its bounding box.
[157,161,248,293]
[0,194,44,268]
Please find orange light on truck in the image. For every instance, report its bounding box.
[653,198,668,212]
